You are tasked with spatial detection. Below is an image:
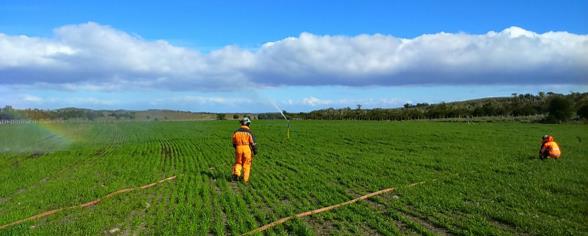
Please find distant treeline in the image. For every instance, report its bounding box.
[0,107,136,121]
[258,92,588,123]
[0,107,217,121]
[3,92,587,123]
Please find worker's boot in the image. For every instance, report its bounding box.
[231,174,239,182]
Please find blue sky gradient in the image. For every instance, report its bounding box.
[0,0,587,112]
[3,1,587,42]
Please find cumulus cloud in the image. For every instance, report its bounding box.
[302,96,333,106]
[153,95,254,105]
[292,96,405,108]
[0,22,586,90]
[253,28,588,85]
[22,94,43,103]
[0,22,253,90]
[11,94,117,107]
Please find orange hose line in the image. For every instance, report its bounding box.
[242,180,428,235]
[0,176,176,230]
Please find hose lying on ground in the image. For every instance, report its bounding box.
[242,180,428,235]
[0,176,177,230]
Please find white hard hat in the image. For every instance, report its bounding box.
[241,117,251,125]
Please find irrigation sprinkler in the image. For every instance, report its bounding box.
[271,101,290,139]
[277,109,290,139]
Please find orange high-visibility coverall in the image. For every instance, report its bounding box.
[232,125,256,182]
[540,136,561,159]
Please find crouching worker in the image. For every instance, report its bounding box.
[231,117,257,183]
[539,135,561,160]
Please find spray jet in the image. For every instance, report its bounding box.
[271,101,290,139]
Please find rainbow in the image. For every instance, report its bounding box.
[0,120,79,153]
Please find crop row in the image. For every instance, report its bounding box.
[1,121,587,235]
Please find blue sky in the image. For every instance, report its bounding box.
[0,0,587,112]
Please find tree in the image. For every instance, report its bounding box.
[217,114,226,120]
[233,114,239,119]
[0,105,17,120]
[547,97,573,122]
[577,104,588,120]
[538,91,545,98]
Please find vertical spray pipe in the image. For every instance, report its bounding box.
[271,101,290,139]
[278,110,289,139]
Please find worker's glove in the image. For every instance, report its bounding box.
[251,145,258,155]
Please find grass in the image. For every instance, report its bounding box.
[0,120,587,235]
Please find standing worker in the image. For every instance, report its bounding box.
[231,117,257,183]
[539,135,561,160]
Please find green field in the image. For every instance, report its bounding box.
[1,121,587,235]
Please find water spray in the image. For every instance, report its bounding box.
[270,101,290,139]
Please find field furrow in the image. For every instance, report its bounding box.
[1,120,586,235]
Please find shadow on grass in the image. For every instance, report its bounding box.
[527,155,539,160]
[200,169,230,181]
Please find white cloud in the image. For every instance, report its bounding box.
[0,23,586,91]
[22,95,42,103]
[253,27,588,85]
[8,94,117,107]
[302,96,333,106]
[295,96,405,108]
[0,33,76,68]
[152,95,254,106]
[66,97,117,106]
